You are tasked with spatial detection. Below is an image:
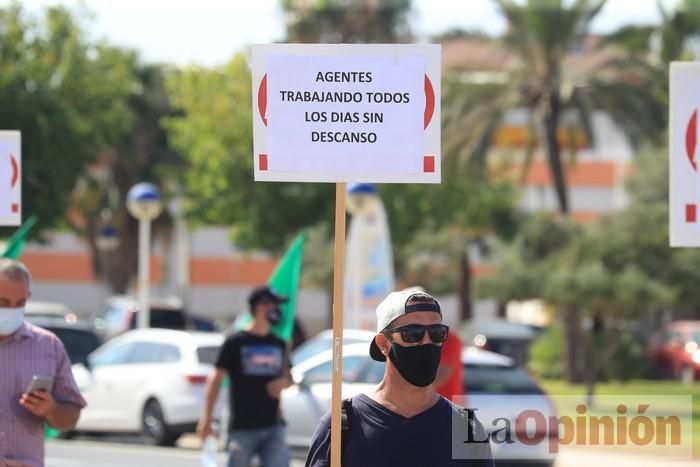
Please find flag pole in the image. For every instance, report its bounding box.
[330,182,346,467]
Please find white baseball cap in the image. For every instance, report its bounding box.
[369,289,442,361]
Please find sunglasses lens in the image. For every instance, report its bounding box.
[400,325,426,343]
[428,325,449,343]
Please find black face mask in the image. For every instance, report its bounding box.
[387,343,442,387]
[266,307,281,325]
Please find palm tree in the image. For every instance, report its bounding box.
[282,0,412,43]
[443,0,665,215]
[442,0,667,382]
[72,62,181,293]
[607,0,700,65]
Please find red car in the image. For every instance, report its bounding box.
[648,321,700,381]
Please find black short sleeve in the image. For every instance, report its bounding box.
[305,412,331,467]
[215,336,237,372]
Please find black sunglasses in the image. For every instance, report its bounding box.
[383,324,449,344]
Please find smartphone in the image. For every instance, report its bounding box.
[25,375,54,395]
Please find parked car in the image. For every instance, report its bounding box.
[26,300,79,324]
[71,329,225,446]
[461,320,540,366]
[290,328,377,366]
[24,316,101,367]
[91,295,217,340]
[281,343,556,466]
[648,320,700,381]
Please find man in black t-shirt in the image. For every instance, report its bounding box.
[305,289,494,467]
[198,286,292,467]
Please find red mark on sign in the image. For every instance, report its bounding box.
[11,204,18,214]
[687,204,696,223]
[259,154,268,171]
[258,74,268,126]
[10,155,18,187]
[423,155,435,173]
[424,75,435,130]
[687,110,698,170]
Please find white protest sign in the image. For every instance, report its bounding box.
[670,63,700,247]
[0,131,21,226]
[251,44,441,183]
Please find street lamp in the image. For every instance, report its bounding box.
[127,182,163,329]
[95,224,119,253]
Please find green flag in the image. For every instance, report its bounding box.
[268,233,305,341]
[2,215,38,259]
[235,233,305,342]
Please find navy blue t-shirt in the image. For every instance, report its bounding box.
[304,393,494,467]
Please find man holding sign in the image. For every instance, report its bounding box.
[304,290,493,466]
[252,44,456,466]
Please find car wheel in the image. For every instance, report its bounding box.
[142,399,179,447]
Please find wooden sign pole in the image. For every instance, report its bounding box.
[330,182,346,467]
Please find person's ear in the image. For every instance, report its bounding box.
[376,334,391,357]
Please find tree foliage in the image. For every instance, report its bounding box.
[443,0,665,215]
[71,63,180,292]
[0,4,136,236]
[164,54,334,252]
[477,145,693,390]
[282,0,412,43]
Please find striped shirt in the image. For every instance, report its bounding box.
[0,322,86,467]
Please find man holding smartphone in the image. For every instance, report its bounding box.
[0,259,86,467]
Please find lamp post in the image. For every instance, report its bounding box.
[127,183,163,329]
[95,221,119,313]
[167,192,189,302]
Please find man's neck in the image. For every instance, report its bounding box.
[372,369,439,418]
[245,317,270,336]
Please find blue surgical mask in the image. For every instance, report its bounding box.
[0,307,25,336]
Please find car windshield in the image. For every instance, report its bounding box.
[47,327,101,366]
[197,346,220,365]
[151,308,187,329]
[128,307,187,330]
[94,303,128,336]
[465,364,543,395]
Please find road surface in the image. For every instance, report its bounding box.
[46,439,305,467]
[46,439,700,467]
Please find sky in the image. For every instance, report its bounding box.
[1,0,682,66]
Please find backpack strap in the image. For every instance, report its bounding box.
[340,398,352,461]
[327,398,353,464]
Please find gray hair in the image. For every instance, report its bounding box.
[0,259,32,286]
